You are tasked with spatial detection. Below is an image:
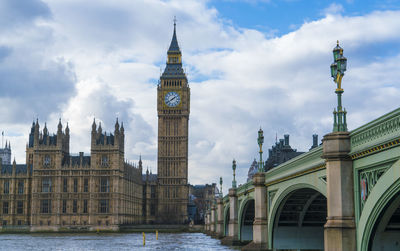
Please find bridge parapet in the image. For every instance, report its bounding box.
[350,107,400,158]
[237,180,254,197]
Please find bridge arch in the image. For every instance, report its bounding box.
[268,183,327,250]
[358,158,400,251]
[238,197,254,242]
[223,204,230,236]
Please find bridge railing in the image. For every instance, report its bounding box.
[236,180,254,196]
[350,107,400,157]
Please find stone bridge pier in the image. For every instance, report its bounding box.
[211,204,216,234]
[216,198,224,238]
[242,172,269,251]
[322,131,356,251]
[205,210,211,234]
[221,187,240,245]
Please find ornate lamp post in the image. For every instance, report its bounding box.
[219,177,223,197]
[232,159,237,188]
[257,128,264,172]
[330,41,348,132]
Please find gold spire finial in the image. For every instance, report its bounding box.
[337,40,339,46]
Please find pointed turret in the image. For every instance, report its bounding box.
[35,119,39,131]
[65,122,70,136]
[31,121,35,133]
[57,118,62,134]
[168,19,180,53]
[92,118,96,132]
[29,121,35,147]
[41,122,49,145]
[34,119,39,147]
[138,155,143,173]
[56,118,63,148]
[114,118,120,147]
[91,118,97,147]
[98,122,102,134]
[161,20,187,82]
[43,122,48,135]
[64,122,70,153]
[115,118,120,134]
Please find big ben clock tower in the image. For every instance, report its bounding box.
[157,21,190,224]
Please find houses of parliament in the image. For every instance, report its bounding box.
[0,23,193,231]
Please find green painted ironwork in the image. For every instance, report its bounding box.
[359,165,388,211]
[356,159,400,251]
[350,107,400,155]
[232,159,237,188]
[223,203,230,236]
[268,190,277,209]
[351,109,400,250]
[237,180,254,196]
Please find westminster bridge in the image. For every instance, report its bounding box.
[205,107,400,251]
[204,43,400,251]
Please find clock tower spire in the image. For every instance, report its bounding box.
[157,20,190,224]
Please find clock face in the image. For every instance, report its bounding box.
[164,91,181,107]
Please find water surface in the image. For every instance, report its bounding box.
[0,232,236,251]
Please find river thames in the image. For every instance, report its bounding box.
[0,232,237,251]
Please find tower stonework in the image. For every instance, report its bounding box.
[0,140,11,165]
[157,23,190,224]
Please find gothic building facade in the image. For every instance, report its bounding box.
[0,24,192,230]
[0,119,145,231]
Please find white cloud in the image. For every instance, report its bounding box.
[1,0,400,193]
[322,3,345,15]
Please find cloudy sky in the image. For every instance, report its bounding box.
[0,0,399,193]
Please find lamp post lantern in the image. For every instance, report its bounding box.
[330,41,348,132]
[257,128,264,172]
[219,177,223,197]
[232,159,237,188]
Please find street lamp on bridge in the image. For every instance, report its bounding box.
[232,159,237,188]
[257,127,264,172]
[219,177,223,197]
[330,41,348,132]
